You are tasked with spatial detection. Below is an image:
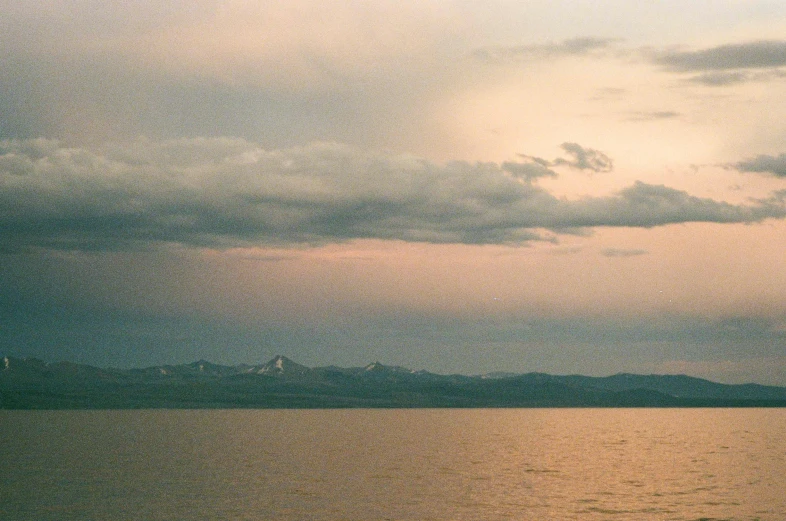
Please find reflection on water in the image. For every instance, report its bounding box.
[2,409,785,520]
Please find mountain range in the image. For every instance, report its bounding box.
[2,355,786,409]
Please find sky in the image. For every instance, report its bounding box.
[2,1,786,385]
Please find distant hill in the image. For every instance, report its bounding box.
[2,355,785,409]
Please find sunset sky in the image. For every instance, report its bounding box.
[2,1,786,384]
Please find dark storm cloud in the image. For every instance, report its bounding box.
[1,138,784,251]
[657,40,786,71]
[730,153,786,178]
[474,37,617,62]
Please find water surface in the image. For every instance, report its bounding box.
[2,409,784,520]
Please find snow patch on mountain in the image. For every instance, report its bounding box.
[255,355,310,376]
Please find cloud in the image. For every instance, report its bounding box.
[626,111,681,121]
[729,153,786,177]
[474,37,618,63]
[1,2,455,93]
[1,138,784,252]
[600,248,648,257]
[0,2,466,146]
[553,142,613,172]
[683,70,786,86]
[571,181,782,227]
[501,159,557,183]
[685,71,750,86]
[476,38,786,88]
[657,40,786,71]
[520,143,613,173]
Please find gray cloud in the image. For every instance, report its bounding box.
[1,138,784,252]
[476,38,786,88]
[553,142,613,172]
[517,142,613,174]
[501,159,558,183]
[625,111,681,122]
[730,153,786,178]
[474,37,617,63]
[686,71,750,86]
[657,40,786,71]
[568,181,780,227]
[600,248,648,258]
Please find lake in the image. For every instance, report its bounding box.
[1,409,784,520]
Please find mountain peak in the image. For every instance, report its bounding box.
[189,360,211,371]
[255,355,309,376]
[363,361,413,374]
